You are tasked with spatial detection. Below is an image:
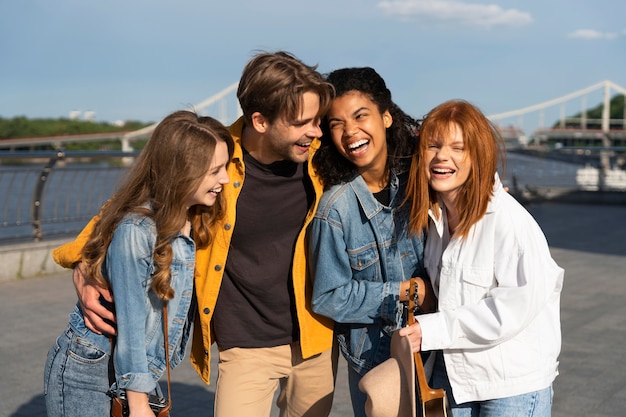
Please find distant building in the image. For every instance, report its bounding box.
[496,125,527,149]
[531,128,626,148]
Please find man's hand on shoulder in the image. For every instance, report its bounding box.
[73,262,117,336]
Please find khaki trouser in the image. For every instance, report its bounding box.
[214,343,336,417]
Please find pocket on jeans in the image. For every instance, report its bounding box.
[65,335,110,392]
[68,336,108,364]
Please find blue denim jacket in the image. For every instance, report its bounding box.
[308,171,426,374]
[67,211,196,394]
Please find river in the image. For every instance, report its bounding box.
[0,152,621,242]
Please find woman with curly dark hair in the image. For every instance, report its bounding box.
[312,67,419,189]
[308,67,436,417]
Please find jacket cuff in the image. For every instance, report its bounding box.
[117,372,157,394]
[417,312,450,351]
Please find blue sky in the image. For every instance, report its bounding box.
[2,0,625,134]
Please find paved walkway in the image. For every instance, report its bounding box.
[1,202,625,417]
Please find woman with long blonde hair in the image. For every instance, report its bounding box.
[44,110,233,417]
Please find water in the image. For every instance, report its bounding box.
[502,152,581,189]
[0,153,610,242]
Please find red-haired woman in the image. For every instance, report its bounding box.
[400,99,563,417]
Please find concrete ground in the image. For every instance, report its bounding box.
[1,202,625,417]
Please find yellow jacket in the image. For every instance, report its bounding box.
[52,117,334,384]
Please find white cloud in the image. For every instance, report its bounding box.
[377,0,533,28]
[567,29,623,40]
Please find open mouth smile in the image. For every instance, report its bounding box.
[295,141,312,149]
[346,139,369,154]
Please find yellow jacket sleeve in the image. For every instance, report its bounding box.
[52,215,99,268]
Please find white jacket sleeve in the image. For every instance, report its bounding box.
[418,191,564,351]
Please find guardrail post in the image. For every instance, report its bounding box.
[31,149,65,241]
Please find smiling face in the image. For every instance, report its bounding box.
[185,140,230,208]
[327,91,391,181]
[424,122,472,206]
[259,91,323,164]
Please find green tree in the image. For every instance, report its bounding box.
[560,94,625,129]
[0,116,152,151]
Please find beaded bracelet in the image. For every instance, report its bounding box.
[406,278,421,316]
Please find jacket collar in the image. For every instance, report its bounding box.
[351,170,401,220]
[428,173,503,235]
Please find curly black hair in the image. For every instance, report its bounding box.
[312,67,420,188]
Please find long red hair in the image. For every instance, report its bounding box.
[406,100,505,239]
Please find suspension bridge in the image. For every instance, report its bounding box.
[144,79,626,148]
[1,81,625,245]
[488,80,626,149]
[2,80,625,152]
[126,79,626,150]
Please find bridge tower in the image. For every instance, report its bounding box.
[120,82,241,149]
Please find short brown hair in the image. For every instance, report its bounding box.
[406,100,505,239]
[237,51,333,125]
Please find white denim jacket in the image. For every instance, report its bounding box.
[417,174,564,404]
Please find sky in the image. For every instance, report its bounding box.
[2,0,625,135]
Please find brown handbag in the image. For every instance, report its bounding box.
[408,278,451,417]
[109,303,172,417]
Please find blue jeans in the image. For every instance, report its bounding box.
[431,351,553,417]
[44,327,112,417]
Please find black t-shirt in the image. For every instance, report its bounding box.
[212,149,314,350]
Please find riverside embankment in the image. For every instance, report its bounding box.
[2,201,625,417]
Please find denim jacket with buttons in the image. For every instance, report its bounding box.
[308,171,426,374]
[67,211,196,394]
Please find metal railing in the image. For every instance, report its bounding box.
[1,147,625,245]
[0,150,138,243]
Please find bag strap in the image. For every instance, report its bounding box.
[407,278,446,404]
[109,300,172,407]
[162,302,172,407]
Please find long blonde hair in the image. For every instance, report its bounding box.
[81,111,234,299]
[407,100,505,239]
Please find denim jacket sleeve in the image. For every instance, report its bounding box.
[308,206,401,325]
[106,217,158,393]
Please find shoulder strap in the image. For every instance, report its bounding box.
[108,301,172,408]
[162,302,172,407]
